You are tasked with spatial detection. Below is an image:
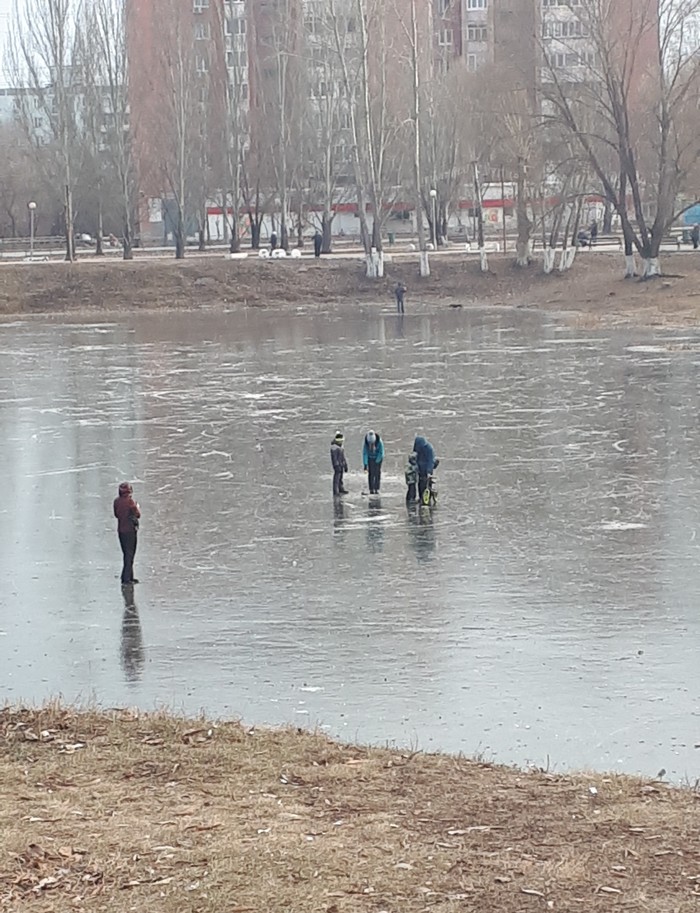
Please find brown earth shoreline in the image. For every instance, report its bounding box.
[1,253,700,327]
[1,706,699,912]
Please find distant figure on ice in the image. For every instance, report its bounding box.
[405,452,418,504]
[313,231,323,258]
[413,436,438,503]
[270,231,278,253]
[363,430,384,495]
[394,281,407,314]
[113,482,141,586]
[692,224,700,250]
[331,431,349,496]
[590,220,598,245]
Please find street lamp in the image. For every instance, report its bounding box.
[27,201,37,259]
[429,188,438,249]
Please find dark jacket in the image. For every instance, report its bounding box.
[413,435,435,475]
[331,442,348,472]
[114,494,141,534]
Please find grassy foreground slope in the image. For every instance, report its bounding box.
[1,706,698,912]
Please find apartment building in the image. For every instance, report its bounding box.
[433,0,658,87]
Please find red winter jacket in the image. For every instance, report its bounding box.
[114,494,141,534]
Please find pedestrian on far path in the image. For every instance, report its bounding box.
[395,281,407,314]
[313,231,323,258]
[590,220,598,245]
[270,231,278,253]
[113,482,141,586]
[363,430,384,495]
[330,431,349,496]
[692,224,700,250]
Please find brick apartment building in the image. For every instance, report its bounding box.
[125,0,660,243]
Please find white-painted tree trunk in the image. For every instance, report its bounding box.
[642,257,661,278]
[365,253,376,278]
[624,253,637,278]
[543,246,556,274]
[557,247,567,271]
[565,246,577,270]
[479,247,488,272]
[419,249,430,277]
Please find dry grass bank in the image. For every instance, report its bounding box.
[1,252,700,327]
[1,706,698,912]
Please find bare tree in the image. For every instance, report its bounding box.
[8,0,84,261]
[143,1,211,259]
[543,0,700,277]
[302,0,354,253]
[330,0,401,277]
[215,1,248,253]
[81,0,135,257]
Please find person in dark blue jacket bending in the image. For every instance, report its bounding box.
[413,435,438,502]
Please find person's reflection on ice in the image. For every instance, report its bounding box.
[333,497,349,542]
[407,505,436,563]
[120,584,145,683]
[366,498,385,553]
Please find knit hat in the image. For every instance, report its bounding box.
[367,431,376,444]
[118,482,133,495]
[333,431,344,444]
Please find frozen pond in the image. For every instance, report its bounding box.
[1,303,700,780]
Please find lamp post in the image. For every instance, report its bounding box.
[28,201,37,259]
[429,188,438,249]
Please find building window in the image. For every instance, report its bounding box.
[467,53,478,70]
[193,0,210,11]
[33,115,43,128]
[466,0,486,9]
[227,49,247,68]
[196,55,209,73]
[226,17,246,35]
[543,19,588,38]
[438,28,453,47]
[467,23,487,41]
[437,0,451,15]
[194,21,210,40]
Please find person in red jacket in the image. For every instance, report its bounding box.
[113,482,141,585]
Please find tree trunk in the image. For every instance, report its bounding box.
[515,157,531,267]
[321,211,332,253]
[198,227,205,252]
[95,199,104,256]
[473,163,487,272]
[603,198,613,234]
[543,246,556,274]
[230,211,241,253]
[250,217,261,250]
[175,208,186,259]
[64,184,75,262]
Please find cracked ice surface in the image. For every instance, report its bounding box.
[1,308,700,779]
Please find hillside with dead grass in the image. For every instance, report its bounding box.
[1,706,698,912]
[1,254,700,327]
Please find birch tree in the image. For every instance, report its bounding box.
[146,2,208,259]
[302,0,354,253]
[330,0,398,277]
[543,0,700,278]
[78,0,135,257]
[8,0,83,261]
[215,0,248,253]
